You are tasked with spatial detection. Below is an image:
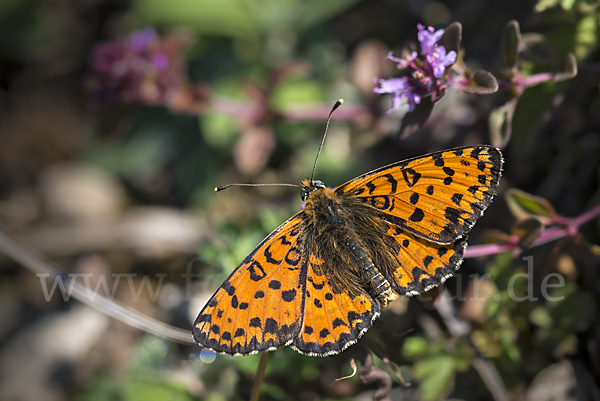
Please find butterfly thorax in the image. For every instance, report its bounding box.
[301,184,400,308]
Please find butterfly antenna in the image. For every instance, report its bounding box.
[214,183,300,192]
[310,99,344,184]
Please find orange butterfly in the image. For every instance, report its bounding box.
[194,112,502,357]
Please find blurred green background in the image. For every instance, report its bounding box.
[0,0,599,400]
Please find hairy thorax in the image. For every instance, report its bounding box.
[302,187,399,308]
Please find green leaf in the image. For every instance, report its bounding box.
[530,306,553,328]
[589,244,600,256]
[270,78,326,111]
[505,188,557,223]
[413,356,456,401]
[501,20,521,69]
[398,96,434,139]
[295,0,362,28]
[403,336,430,357]
[553,53,578,82]
[463,70,499,94]
[489,98,517,148]
[132,0,260,41]
[574,11,599,59]
[438,22,462,54]
[511,218,544,249]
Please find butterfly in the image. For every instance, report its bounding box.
[194,139,502,357]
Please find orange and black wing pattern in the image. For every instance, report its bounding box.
[193,212,307,355]
[336,146,503,244]
[378,226,468,295]
[194,145,502,356]
[336,145,502,296]
[291,254,379,356]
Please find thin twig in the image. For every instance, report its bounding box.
[250,352,270,401]
[0,228,195,345]
[464,205,600,258]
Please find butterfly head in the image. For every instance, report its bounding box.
[300,179,326,201]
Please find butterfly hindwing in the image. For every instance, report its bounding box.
[380,226,467,296]
[292,254,379,356]
[193,212,307,355]
[335,146,503,244]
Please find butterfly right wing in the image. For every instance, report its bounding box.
[335,146,503,244]
[193,212,307,355]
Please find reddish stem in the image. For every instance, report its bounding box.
[464,204,600,258]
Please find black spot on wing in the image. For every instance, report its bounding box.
[409,208,425,222]
[443,167,455,176]
[445,207,462,224]
[282,289,297,302]
[423,255,433,268]
[383,173,398,193]
[402,168,421,187]
[366,181,376,194]
[451,193,463,205]
[264,318,279,334]
[410,192,420,205]
[248,261,267,281]
[226,285,236,296]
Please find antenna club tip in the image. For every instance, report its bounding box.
[338,98,344,104]
[214,187,219,192]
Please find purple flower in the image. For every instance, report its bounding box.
[374,77,422,113]
[128,28,158,52]
[417,24,445,56]
[427,44,457,78]
[374,24,457,114]
[90,28,174,104]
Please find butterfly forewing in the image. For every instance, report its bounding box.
[193,212,307,355]
[335,146,503,244]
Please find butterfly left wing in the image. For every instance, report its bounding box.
[291,254,379,356]
[193,212,307,355]
[335,145,503,244]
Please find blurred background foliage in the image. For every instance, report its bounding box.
[0,0,599,400]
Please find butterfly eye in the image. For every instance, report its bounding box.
[300,187,311,201]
